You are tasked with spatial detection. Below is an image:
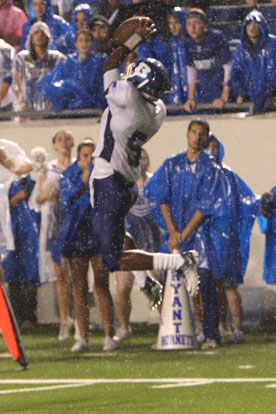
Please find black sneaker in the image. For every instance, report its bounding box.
[141,274,163,310]
[178,250,199,297]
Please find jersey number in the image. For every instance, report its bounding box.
[126,130,148,167]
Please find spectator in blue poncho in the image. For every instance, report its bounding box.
[207,134,259,344]
[2,175,40,328]
[20,0,73,51]
[183,8,232,113]
[56,3,94,55]
[144,119,229,350]
[39,29,106,111]
[164,7,187,109]
[259,188,276,285]
[229,10,276,113]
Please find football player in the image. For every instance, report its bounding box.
[89,19,199,350]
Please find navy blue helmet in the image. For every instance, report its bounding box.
[124,58,170,101]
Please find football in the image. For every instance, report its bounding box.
[112,16,154,47]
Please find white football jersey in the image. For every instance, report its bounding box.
[92,69,166,183]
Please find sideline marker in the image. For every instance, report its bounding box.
[155,269,197,350]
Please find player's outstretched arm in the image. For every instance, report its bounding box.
[104,16,156,73]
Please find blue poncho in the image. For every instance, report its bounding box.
[52,160,99,265]
[207,135,260,284]
[229,10,276,112]
[20,0,73,51]
[144,150,229,278]
[2,176,40,284]
[38,51,107,111]
[56,4,94,55]
[259,187,276,284]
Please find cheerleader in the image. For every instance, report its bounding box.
[52,138,110,352]
[29,129,75,340]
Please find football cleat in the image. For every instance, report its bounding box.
[141,274,163,310]
[178,250,200,298]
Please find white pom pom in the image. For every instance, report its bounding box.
[42,178,60,200]
[31,146,48,172]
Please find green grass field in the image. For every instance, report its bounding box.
[1,324,276,414]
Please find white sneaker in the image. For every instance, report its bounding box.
[178,250,199,297]
[113,327,132,343]
[71,339,90,352]
[58,317,74,341]
[229,330,245,344]
[103,336,117,351]
[201,338,219,350]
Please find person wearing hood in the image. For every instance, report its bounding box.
[206,133,259,343]
[20,0,73,51]
[229,10,276,113]
[183,8,232,113]
[164,7,187,110]
[0,0,27,51]
[259,188,276,287]
[14,21,66,112]
[2,175,40,329]
[39,28,106,111]
[56,3,94,55]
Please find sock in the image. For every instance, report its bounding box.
[132,271,148,288]
[152,253,184,271]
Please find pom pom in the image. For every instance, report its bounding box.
[42,178,60,200]
[31,146,48,172]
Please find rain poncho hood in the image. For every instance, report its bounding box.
[25,21,52,51]
[229,10,276,112]
[71,3,93,33]
[240,10,271,47]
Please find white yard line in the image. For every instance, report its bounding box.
[1,377,276,394]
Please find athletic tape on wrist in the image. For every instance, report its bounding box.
[123,33,143,51]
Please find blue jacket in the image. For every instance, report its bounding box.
[52,160,99,264]
[229,10,276,112]
[38,51,106,111]
[56,4,94,55]
[20,0,73,51]
[2,176,40,284]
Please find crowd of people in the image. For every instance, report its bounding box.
[1,0,276,114]
[0,2,275,355]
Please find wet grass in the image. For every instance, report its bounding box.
[0,324,276,413]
